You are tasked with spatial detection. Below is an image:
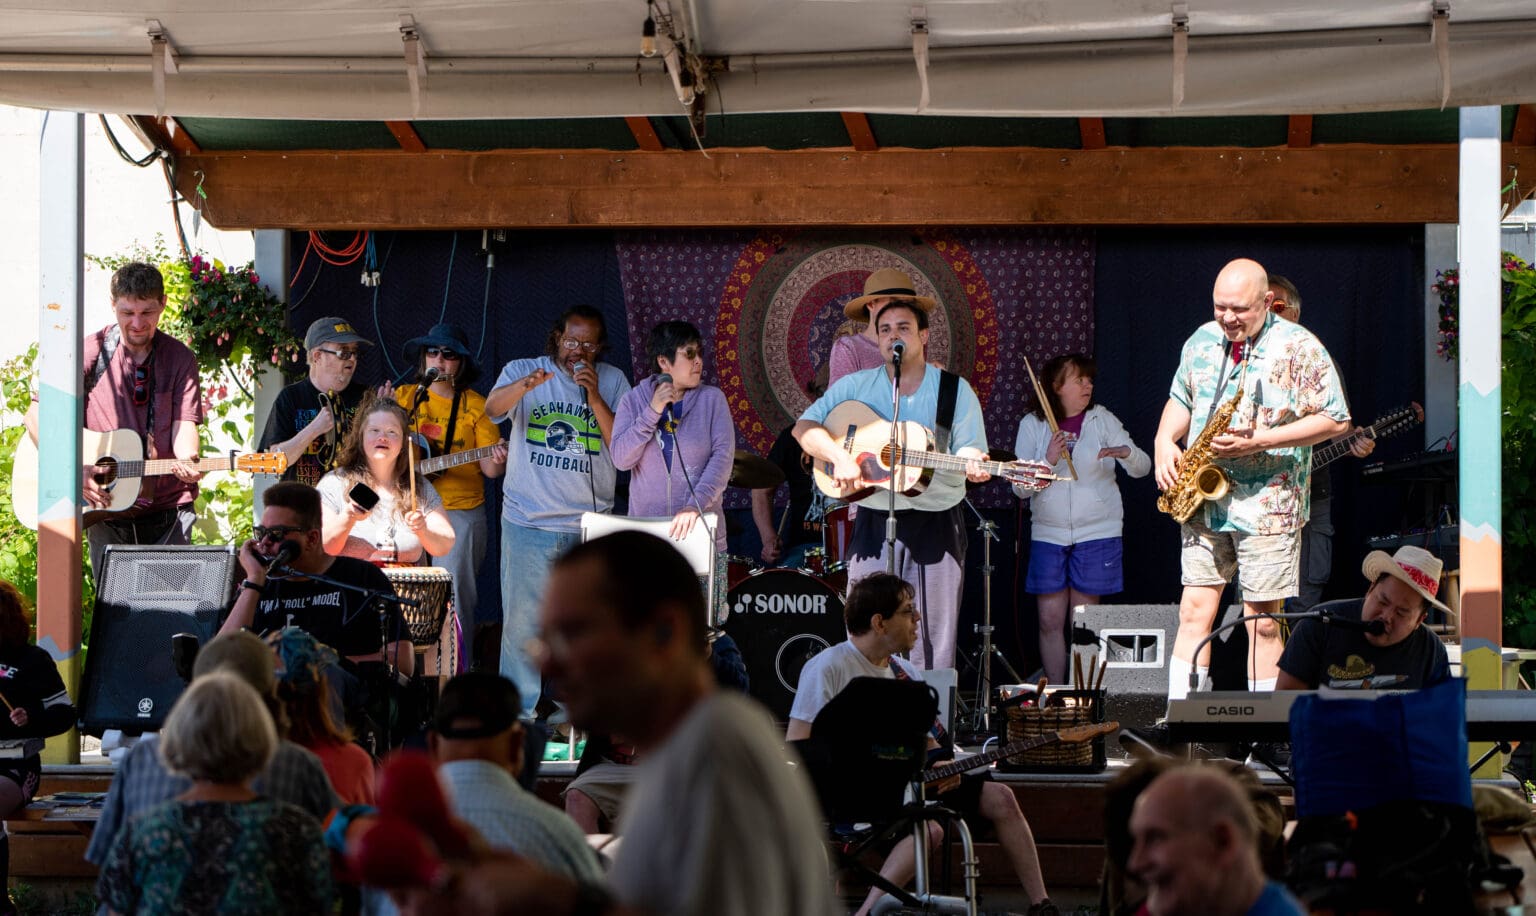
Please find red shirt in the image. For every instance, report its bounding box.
[81,326,204,511]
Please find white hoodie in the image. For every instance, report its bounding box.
[1012,404,1150,546]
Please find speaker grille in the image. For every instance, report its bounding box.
[81,546,238,736]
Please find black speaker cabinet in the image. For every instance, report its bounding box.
[80,545,237,736]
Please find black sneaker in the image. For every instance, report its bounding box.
[1025,899,1061,916]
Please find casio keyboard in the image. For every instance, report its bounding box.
[1165,690,1536,744]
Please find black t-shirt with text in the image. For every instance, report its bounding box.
[1278,598,1451,689]
[258,380,369,486]
[252,555,405,657]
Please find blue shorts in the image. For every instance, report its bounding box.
[1026,537,1123,596]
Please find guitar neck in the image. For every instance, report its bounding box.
[117,454,237,477]
[1311,411,1413,471]
[419,442,503,475]
[923,732,1059,784]
[893,447,1005,476]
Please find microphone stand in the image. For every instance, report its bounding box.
[269,560,420,750]
[956,496,1021,739]
[1184,609,1383,691]
[885,347,903,577]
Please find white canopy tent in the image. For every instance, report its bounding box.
[0,1,1533,119]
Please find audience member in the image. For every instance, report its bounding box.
[0,582,77,916]
[95,672,333,914]
[271,627,376,806]
[86,632,338,870]
[1128,766,1304,916]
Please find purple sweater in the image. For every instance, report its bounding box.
[611,378,736,550]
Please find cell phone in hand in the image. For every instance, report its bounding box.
[349,482,380,512]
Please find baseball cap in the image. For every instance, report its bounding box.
[304,317,374,350]
[433,672,523,739]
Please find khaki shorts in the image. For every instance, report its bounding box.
[1180,517,1300,602]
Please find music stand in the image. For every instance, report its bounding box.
[580,511,722,626]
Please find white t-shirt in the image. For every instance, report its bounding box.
[788,640,922,726]
[610,691,838,916]
[316,471,444,565]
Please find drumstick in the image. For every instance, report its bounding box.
[1035,674,1048,704]
[407,415,420,514]
[1095,659,1108,693]
[1023,356,1078,481]
[0,692,12,713]
[1073,652,1085,693]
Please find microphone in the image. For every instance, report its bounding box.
[265,540,300,575]
[1315,610,1387,636]
[573,361,589,402]
[1185,609,1386,689]
[421,367,440,384]
[891,340,906,366]
[655,372,674,407]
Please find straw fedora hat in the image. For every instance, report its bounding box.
[1361,545,1452,615]
[843,268,937,320]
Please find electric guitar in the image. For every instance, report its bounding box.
[811,400,1057,505]
[9,430,286,530]
[922,721,1119,788]
[1312,403,1423,471]
[415,440,508,479]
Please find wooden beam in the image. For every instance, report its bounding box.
[171,144,1533,230]
[130,115,201,156]
[1078,118,1106,150]
[840,112,878,152]
[385,121,427,153]
[1514,105,1536,148]
[625,116,665,152]
[1287,115,1314,149]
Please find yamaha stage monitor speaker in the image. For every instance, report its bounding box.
[80,545,237,736]
[724,569,848,722]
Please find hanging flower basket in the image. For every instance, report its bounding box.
[1432,253,1533,362]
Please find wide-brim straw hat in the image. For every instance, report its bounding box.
[843,268,937,320]
[1361,545,1453,615]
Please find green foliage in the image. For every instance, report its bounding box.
[1436,253,1536,647]
[0,347,95,642]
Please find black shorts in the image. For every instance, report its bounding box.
[933,771,989,822]
[0,756,42,805]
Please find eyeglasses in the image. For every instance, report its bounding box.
[254,525,306,542]
[132,366,149,407]
[424,346,463,361]
[317,348,359,362]
[560,338,601,353]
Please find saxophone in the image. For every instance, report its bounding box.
[1157,363,1246,524]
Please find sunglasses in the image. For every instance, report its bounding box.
[317,348,359,362]
[254,525,307,541]
[424,346,463,361]
[132,366,149,407]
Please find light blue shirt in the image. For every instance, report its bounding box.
[438,759,604,883]
[800,363,987,511]
[491,356,631,532]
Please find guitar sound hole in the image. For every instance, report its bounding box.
[92,458,119,488]
[855,452,889,483]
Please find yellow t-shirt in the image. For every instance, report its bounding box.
[395,384,501,510]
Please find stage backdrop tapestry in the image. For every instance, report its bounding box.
[615,228,1096,508]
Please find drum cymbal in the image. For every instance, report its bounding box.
[730,450,785,489]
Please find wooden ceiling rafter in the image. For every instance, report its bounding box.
[1513,105,1536,148]
[625,116,666,152]
[840,112,878,152]
[385,121,427,153]
[1077,117,1106,150]
[1287,114,1314,148]
[169,143,1534,230]
[127,114,202,156]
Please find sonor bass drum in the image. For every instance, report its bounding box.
[725,569,847,722]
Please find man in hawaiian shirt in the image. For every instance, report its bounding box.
[1153,258,1350,700]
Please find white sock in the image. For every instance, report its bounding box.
[1167,656,1193,702]
[1195,665,1211,691]
[1248,676,1277,692]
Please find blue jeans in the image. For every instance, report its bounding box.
[499,520,581,718]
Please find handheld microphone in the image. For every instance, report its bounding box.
[655,372,674,407]
[265,540,300,575]
[421,367,440,384]
[891,341,906,365]
[573,361,589,401]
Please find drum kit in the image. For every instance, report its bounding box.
[723,448,858,720]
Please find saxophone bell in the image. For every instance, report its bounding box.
[1194,464,1230,501]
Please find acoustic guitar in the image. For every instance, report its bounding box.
[810,400,1056,505]
[9,429,286,529]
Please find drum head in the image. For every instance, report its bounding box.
[725,569,846,722]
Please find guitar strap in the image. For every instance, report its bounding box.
[439,389,463,458]
[934,370,960,456]
[85,326,119,396]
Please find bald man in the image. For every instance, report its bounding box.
[1154,259,1349,700]
[1128,767,1304,916]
